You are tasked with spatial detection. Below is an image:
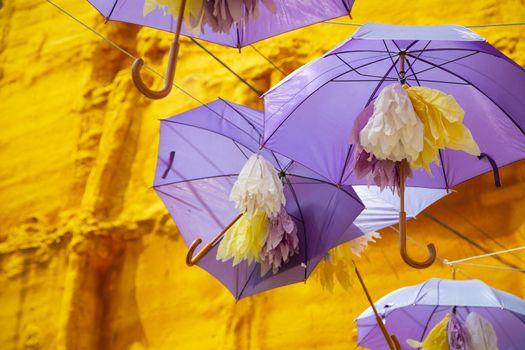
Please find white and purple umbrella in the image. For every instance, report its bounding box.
[357,278,525,350]
[87,0,355,98]
[263,23,525,268]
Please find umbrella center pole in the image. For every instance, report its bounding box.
[173,0,186,41]
[398,51,406,85]
[396,50,438,269]
[399,159,407,257]
[353,261,400,350]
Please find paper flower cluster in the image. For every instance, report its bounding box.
[407,313,451,350]
[260,207,300,276]
[217,154,298,275]
[405,86,480,173]
[315,232,381,292]
[359,85,424,163]
[465,312,498,350]
[351,84,480,192]
[448,312,470,350]
[216,210,269,266]
[351,105,412,192]
[230,154,285,218]
[407,312,498,350]
[144,0,276,34]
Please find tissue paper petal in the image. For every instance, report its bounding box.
[465,312,498,350]
[217,210,269,266]
[260,207,299,276]
[230,154,285,218]
[404,86,480,173]
[360,84,424,162]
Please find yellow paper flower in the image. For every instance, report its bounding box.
[314,243,355,292]
[407,313,450,350]
[216,210,269,266]
[143,0,204,34]
[143,1,276,34]
[404,86,480,173]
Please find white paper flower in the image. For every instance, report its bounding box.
[465,312,498,350]
[360,84,424,162]
[230,154,285,218]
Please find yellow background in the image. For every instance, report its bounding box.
[1,0,524,349]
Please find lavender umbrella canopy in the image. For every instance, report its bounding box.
[88,0,355,48]
[87,0,355,99]
[263,23,525,189]
[356,278,525,350]
[153,99,365,299]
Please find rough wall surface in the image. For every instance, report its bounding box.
[0,0,524,349]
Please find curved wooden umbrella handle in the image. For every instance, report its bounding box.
[186,238,204,266]
[398,160,437,269]
[131,0,186,99]
[399,211,437,268]
[131,40,179,99]
[186,214,243,266]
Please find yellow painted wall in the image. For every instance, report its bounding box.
[1,0,524,349]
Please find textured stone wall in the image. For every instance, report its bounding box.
[0,0,524,349]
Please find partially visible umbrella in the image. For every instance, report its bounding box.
[263,23,525,268]
[338,185,449,246]
[356,278,525,350]
[153,99,365,299]
[313,186,448,348]
[88,0,355,99]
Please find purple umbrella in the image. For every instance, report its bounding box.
[153,99,364,299]
[263,23,525,268]
[356,278,525,350]
[88,0,355,99]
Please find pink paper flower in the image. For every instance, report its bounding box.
[260,207,299,276]
[448,312,471,350]
[350,104,411,193]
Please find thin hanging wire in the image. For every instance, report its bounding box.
[190,38,263,96]
[322,21,364,27]
[444,246,525,265]
[46,0,213,108]
[250,44,286,76]
[466,22,525,28]
[46,0,260,103]
[322,21,525,28]
[447,262,525,272]
[422,211,525,274]
[441,206,525,264]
